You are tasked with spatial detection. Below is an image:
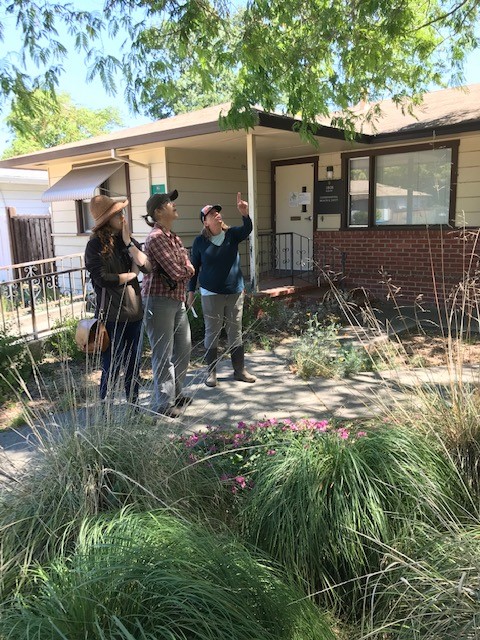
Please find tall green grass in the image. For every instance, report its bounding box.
[0,412,227,598]
[0,509,336,640]
[361,522,480,639]
[237,422,472,617]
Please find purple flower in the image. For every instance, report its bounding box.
[267,449,277,456]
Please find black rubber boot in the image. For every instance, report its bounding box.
[205,347,218,387]
[231,345,256,383]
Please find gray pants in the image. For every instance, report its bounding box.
[144,296,191,410]
[201,292,244,350]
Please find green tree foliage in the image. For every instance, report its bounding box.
[2,90,123,158]
[0,0,478,135]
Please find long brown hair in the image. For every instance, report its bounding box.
[93,224,115,256]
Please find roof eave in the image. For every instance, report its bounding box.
[0,119,223,169]
[370,119,480,144]
[256,111,372,143]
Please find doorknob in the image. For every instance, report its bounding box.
[304,215,313,221]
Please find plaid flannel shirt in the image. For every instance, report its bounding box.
[141,224,191,301]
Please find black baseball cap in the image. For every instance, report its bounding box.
[146,189,178,217]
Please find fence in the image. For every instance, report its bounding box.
[7,207,54,269]
[0,254,90,340]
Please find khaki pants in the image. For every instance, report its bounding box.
[201,291,244,350]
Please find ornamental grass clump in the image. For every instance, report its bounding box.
[0,509,336,640]
[0,411,225,598]
[220,420,470,617]
[362,522,480,639]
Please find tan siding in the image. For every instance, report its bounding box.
[129,149,167,237]
[456,134,480,226]
[164,147,271,234]
[49,163,79,257]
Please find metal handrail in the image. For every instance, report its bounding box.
[258,231,314,285]
[0,253,88,340]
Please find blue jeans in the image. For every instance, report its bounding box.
[100,319,143,402]
[144,296,191,411]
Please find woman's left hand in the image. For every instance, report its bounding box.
[237,192,249,217]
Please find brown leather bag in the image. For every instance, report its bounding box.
[76,287,110,354]
[75,318,110,354]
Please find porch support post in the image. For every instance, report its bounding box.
[246,133,259,292]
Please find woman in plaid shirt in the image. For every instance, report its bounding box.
[141,190,195,419]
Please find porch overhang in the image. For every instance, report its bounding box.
[41,162,124,202]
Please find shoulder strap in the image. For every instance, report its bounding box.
[99,287,107,321]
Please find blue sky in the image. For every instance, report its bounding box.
[0,8,479,155]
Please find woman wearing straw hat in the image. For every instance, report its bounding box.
[141,190,195,419]
[187,192,256,388]
[85,195,151,405]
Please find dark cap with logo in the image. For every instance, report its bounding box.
[146,189,178,218]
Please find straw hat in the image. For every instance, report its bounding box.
[90,195,129,232]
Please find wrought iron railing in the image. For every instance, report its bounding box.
[0,254,90,340]
[257,231,314,284]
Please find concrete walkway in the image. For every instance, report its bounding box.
[2,335,479,484]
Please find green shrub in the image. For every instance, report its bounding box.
[0,509,336,640]
[291,316,373,379]
[242,296,318,349]
[0,327,30,403]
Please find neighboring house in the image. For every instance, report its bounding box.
[0,168,50,280]
[0,85,480,302]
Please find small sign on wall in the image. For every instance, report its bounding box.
[151,184,166,195]
[289,191,312,207]
[317,179,344,214]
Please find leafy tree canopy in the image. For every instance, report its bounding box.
[2,90,123,158]
[0,0,478,139]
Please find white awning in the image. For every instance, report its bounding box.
[42,162,124,202]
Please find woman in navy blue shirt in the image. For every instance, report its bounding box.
[188,192,256,387]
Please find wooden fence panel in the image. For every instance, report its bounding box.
[7,207,54,269]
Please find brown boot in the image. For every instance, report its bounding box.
[231,345,256,383]
[205,347,218,388]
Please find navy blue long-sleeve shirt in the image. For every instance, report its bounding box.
[188,216,252,294]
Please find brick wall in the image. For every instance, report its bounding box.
[315,228,480,303]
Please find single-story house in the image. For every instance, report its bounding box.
[1,84,479,302]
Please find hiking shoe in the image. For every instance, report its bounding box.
[175,395,193,407]
[157,405,183,419]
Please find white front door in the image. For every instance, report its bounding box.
[275,162,314,272]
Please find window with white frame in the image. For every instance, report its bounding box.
[344,141,458,228]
